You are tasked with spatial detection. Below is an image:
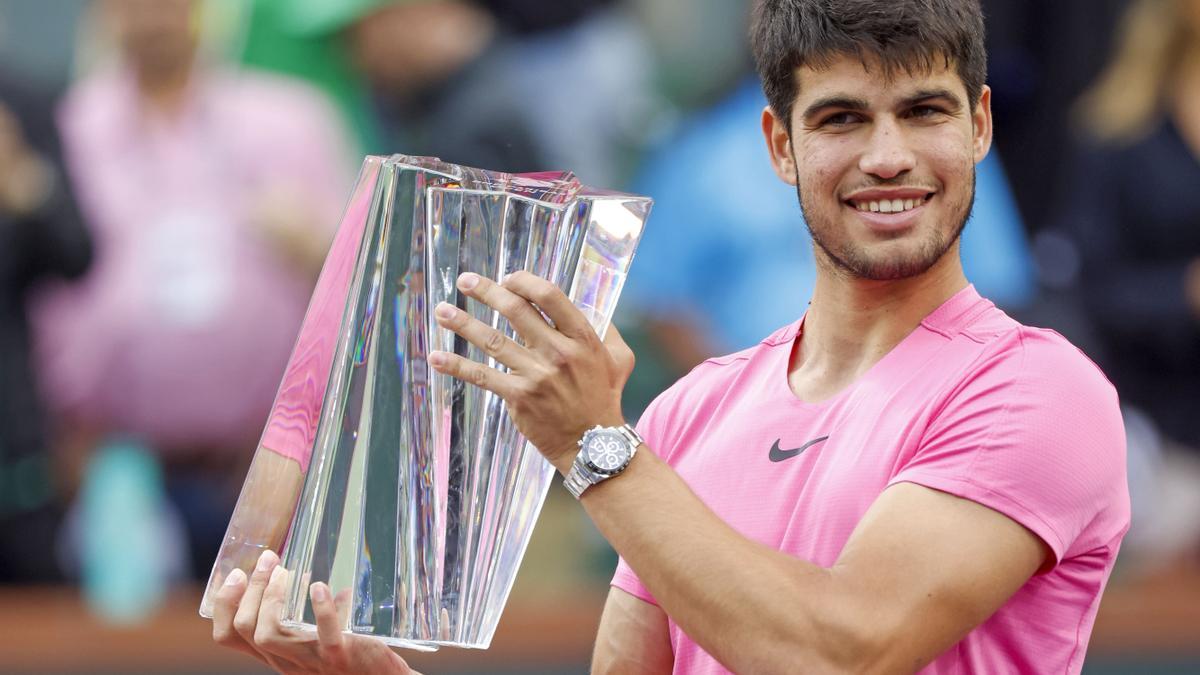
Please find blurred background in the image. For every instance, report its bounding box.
[0,0,1197,672]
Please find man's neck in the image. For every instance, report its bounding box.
[788,246,968,402]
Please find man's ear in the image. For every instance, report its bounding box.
[972,85,994,164]
[762,105,799,186]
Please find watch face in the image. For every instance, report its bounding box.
[583,429,630,475]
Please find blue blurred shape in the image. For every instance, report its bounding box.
[80,439,170,625]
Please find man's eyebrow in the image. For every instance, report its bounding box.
[800,88,964,121]
[801,95,871,121]
[903,88,963,110]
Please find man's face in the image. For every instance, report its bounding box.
[763,54,992,281]
[106,0,196,78]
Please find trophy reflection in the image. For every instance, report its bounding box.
[198,155,650,650]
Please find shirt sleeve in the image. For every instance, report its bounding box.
[889,330,1129,565]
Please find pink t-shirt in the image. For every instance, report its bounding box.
[35,67,353,454]
[612,286,1129,674]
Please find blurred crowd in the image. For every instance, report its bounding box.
[0,0,1197,629]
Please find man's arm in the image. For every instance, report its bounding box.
[427,272,1051,674]
[592,588,674,675]
[582,450,1047,674]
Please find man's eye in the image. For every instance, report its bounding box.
[822,112,860,126]
[908,105,942,119]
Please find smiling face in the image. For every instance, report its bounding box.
[763,54,992,281]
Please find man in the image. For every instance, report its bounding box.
[37,0,354,580]
[212,0,1129,672]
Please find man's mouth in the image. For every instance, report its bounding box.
[845,193,934,214]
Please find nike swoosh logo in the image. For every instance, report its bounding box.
[769,435,830,462]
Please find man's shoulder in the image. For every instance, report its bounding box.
[927,307,1125,477]
[954,303,1116,398]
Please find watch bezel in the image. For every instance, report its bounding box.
[579,427,633,477]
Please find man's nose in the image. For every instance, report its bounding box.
[858,118,916,179]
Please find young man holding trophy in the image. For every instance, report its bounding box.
[212,0,1129,672]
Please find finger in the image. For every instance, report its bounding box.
[433,302,539,372]
[603,323,636,380]
[333,588,353,629]
[211,568,269,663]
[233,550,280,644]
[499,271,596,342]
[428,350,522,398]
[311,582,349,666]
[253,565,314,671]
[456,272,567,347]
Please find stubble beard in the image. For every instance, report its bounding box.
[794,168,976,282]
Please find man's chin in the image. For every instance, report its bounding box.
[826,236,955,281]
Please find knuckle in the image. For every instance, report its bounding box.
[562,340,588,362]
[320,642,346,662]
[509,300,537,323]
[483,329,506,356]
[513,378,538,399]
[253,625,277,649]
[506,395,530,418]
[576,323,601,343]
[546,347,571,370]
[233,616,256,639]
[470,365,490,388]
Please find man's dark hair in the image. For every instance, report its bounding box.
[751,0,987,128]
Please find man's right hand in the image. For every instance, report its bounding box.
[211,550,419,674]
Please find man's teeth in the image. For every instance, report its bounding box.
[853,197,926,213]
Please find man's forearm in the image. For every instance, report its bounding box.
[570,449,869,674]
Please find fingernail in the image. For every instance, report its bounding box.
[435,303,455,319]
[428,351,447,367]
[310,582,329,603]
[269,565,285,584]
[457,272,479,290]
[224,568,247,587]
[256,550,278,572]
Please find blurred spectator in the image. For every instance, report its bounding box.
[1056,0,1200,566]
[34,0,354,580]
[233,0,385,155]
[622,75,1036,381]
[478,0,617,35]
[980,0,1131,230]
[238,0,656,186]
[0,70,91,584]
[629,0,752,109]
[1060,0,1200,453]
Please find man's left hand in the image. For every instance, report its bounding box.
[427,271,634,473]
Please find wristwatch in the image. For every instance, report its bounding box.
[563,423,643,499]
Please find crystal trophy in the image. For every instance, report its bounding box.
[199,155,651,650]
